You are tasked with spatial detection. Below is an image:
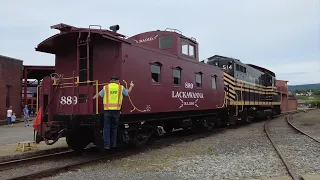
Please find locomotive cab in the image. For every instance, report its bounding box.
[206,55,235,76]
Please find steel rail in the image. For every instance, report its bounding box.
[4,110,305,180]
[264,110,310,180]
[0,150,74,172]
[6,128,221,180]
[286,114,320,144]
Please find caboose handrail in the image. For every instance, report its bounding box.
[36,85,41,113]
[50,74,148,114]
[95,80,99,114]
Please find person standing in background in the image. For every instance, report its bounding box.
[11,113,16,126]
[7,106,13,127]
[23,105,30,127]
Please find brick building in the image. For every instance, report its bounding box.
[0,55,23,120]
[276,80,298,112]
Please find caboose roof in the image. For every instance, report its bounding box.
[35,23,131,54]
[128,29,198,45]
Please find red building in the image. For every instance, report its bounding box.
[0,55,23,119]
[276,80,298,112]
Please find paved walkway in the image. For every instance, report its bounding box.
[0,121,68,159]
[0,115,36,125]
[0,121,35,146]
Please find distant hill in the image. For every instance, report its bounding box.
[288,83,320,92]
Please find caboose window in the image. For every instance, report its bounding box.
[173,68,181,84]
[151,64,161,83]
[195,73,202,87]
[181,40,196,57]
[211,76,217,89]
[189,45,194,56]
[182,42,189,55]
[159,35,173,49]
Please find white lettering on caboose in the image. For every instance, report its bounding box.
[172,91,204,108]
[172,91,204,99]
[133,35,159,43]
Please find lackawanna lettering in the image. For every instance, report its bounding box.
[133,35,159,43]
[172,91,204,99]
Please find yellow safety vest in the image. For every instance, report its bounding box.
[103,83,124,110]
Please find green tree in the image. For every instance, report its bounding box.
[309,100,320,108]
[313,90,320,96]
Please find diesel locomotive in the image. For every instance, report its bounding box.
[33,23,281,152]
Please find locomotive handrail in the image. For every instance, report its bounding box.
[240,84,244,112]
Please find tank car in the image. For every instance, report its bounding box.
[33,23,227,152]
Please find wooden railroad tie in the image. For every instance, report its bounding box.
[16,140,38,152]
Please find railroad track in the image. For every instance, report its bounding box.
[1,111,300,180]
[2,128,225,180]
[0,150,74,172]
[264,109,319,180]
[286,114,320,143]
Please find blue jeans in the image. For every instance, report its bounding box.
[7,117,12,125]
[24,116,29,125]
[103,110,120,148]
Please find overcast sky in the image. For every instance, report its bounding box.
[0,0,319,85]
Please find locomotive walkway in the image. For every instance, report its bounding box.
[0,121,69,161]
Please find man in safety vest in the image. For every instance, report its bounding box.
[93,76,134,149]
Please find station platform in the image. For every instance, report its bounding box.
[0,121,68,161]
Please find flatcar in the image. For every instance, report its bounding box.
[33,23,281,152]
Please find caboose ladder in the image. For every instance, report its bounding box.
[76,31,91,114]
[77,31,90,83]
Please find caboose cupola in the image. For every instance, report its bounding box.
[128,29,199,61]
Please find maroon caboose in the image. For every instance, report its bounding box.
[34,23,226,151]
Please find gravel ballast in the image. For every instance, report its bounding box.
[43,110,319,180]
[45,123,286,179]
[268,110,320,176]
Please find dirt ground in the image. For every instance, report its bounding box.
[291,109,320,140]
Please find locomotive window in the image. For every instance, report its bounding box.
[151,64,161,83]
[195,73,202,87]
[236,64,240,71]
[173,68,181,84]
[159,35,173,49]
[240,66,244,72]
[211,76,217,89]
[243,67,246,73]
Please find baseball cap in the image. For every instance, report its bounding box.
[110,76,119,80]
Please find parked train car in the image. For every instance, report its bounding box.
[34,23,281,152]
[206,55,281,122]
